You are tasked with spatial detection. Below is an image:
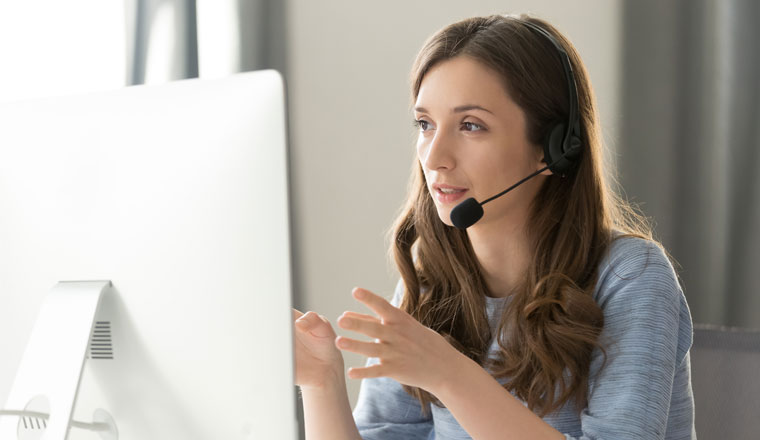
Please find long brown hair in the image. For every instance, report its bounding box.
[391,14,652,417]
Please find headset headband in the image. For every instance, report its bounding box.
[520,20,581,166]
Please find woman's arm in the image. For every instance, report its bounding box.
[431,353,564,440]
[301,370,362,440]
[352,357,434,439]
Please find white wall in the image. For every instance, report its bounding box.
[285,0,622,407]
[0,2,125,103]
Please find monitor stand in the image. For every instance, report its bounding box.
[0,281,117,439]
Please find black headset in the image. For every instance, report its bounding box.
[521,20,582,176]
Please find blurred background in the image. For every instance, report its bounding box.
[1,0,758,423]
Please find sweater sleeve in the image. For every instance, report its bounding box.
[565,237,694,440]
[352,280,434,440]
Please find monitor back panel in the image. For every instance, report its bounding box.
[0,71,297,439]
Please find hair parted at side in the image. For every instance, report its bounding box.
[390,14,654,417]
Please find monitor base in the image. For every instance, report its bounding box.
[0,281,115,439]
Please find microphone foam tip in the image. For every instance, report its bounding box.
[450,198,483,229]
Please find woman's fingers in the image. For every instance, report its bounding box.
[294,310,316,328]
[335,336,384,357]
[339,311,379,322]
[295,310,321,325]
[347,363,385,380]
[351,288,398,321]
[337,313,387,340]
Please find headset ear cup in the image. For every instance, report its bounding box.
[543,123,569,174]
[566,134,582,159]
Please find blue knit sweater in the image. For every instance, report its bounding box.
[353,236,695,439]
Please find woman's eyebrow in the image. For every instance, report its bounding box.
[453,104,493,114]
[414,105,494,115]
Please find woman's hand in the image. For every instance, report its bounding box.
[292,309,345,391]
[334,287,463,393]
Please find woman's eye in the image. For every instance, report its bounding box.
[414,119,432,132]
[462,121,484,132]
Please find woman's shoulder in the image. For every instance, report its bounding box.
[593,231,694,367]
[594,232,683,308]
[605,230,668,262]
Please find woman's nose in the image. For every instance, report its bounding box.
[420,130,455,171]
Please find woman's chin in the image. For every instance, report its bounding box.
[436,208,454,227]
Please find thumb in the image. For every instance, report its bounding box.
[295,311,335,338]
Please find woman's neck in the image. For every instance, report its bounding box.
[466,216,532,299]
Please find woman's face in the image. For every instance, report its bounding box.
[414,55,548,229]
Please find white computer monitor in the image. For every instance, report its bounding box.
[0,70,297,439]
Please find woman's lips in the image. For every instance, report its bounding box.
[433,186,468,204]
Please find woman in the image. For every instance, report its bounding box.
[293,14,695,440]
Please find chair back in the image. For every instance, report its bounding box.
[691,323,760,439]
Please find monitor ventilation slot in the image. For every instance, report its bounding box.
[22,416,46,429]
[89,321,114,360]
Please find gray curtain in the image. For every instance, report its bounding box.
[620,0,760,328]
[236,0,288,75]
[126,0,199,85]
[125,0,286,83]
